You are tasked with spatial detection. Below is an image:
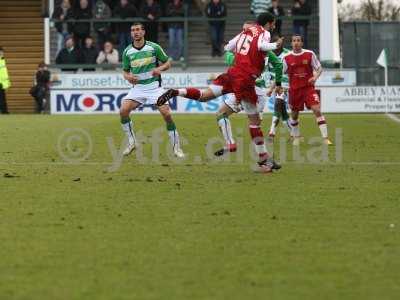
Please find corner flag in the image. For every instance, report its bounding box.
[376,49,388,68]
[377,49,389,113]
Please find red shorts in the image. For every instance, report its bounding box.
[212,68,258,104]
[289,86,320,111]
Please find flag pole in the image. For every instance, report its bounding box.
[384,64,388,114]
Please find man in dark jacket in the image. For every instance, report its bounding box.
[268,0,284,36]
[81,36,99,70]
[113,0,138,57]
[93,0,112,48]
[205,0,227,57]
[52,0,73,55]
[141,0,161,43]
[69,0,93,48]
[292,0,311,47]
[55,36,82,71]
[32,62,51,113]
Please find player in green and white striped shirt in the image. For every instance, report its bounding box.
[265,35,291,138]
[119,23,184,158]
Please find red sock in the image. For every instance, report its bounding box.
[249,125,269,160]
[185,88,202,100]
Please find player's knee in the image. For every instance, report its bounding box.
[216,111,228,120]
[313,108,322,117]
[120,107,130,117]
[162,112,172,123]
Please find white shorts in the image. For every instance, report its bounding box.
[222,86,267,115]
[123,85,165,106]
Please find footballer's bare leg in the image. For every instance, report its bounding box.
[157,87,218,106]
[310,104,332,145]
[120,99,141,156]
[158,104,185,158]
[214,103,237,156]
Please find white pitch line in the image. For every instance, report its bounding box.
[1,161,400,166]
[386,113,400,124]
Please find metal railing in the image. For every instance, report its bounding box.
[48,7,316,71]
[340,21,400,85]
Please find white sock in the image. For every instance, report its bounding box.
[284,120,292,135]
[290,119,300,137]
[178,88,187,96]
[168,129,181,151]
[121,121,136,146]
[317,116,328,138]
[269,116,279,135]
[217,116,235,145]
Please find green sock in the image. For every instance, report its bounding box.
[120,116,131,124]
[166,121,176,131]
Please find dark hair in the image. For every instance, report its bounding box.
[244,20,256,25]
[131,22,145,30]
[256,12,275,26]
[38,61,46,68]
[271,33,282,42]
[292,34,303,42]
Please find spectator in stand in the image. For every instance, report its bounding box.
[268,0,284,35]
[104,0,119,10]
[140,0,161,43]
[93,0,112,48]
[55,36,82,71]
[205,0,227,57]
[70,0,93,48]
[96,41,119,65]
[167,0,184,61]
[52,0,73,55]
[30,62,51,114]
[250,0,271,17]
[0,47,10,114]
[113,0,138,57]
[292,0,311,48]
[81,36,99,69]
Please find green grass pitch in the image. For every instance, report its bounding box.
[0,114,399,300]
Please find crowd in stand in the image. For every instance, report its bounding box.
[251,0,312,47]
[53,0,188,66]
[52,0,312,67]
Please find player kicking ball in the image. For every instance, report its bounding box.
[283,35,333,146]
[213,25,283,162]
[157,13,283,173]
[119,23,184,158]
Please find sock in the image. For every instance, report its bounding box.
[284,119,292,135]
[121,116,136,146]
[166,121,181,151]
[269,115,279,135]
[178,88,202,99]
[317,116,328,138]
[249,125,269,161]
[217,114,235,146]
[290,119,300,137]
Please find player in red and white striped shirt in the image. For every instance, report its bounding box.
[283,35,333,145]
